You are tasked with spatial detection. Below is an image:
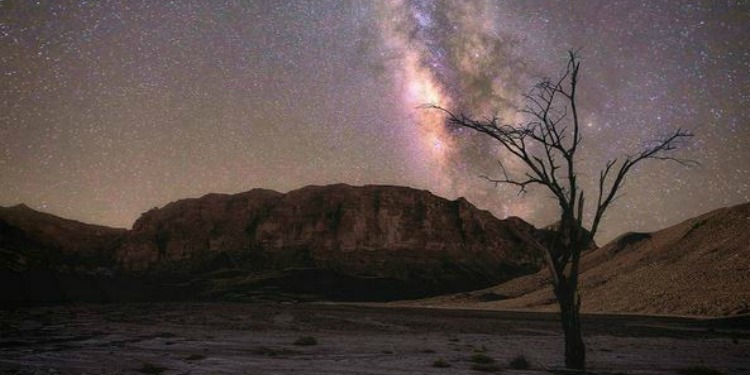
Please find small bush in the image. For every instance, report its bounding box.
[252,346,300,356]
[137,363,168,374]
[691,220,707,231]
[509,354,530,369]
[293,336,318,346]
[474,345,488,353]
[432,358,451,368]
[470,353,495,364]
[678,367,725,375]
[471,363,501,372]
[185,354,206,361]
[422,348,436,353]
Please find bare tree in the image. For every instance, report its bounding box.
[430,51,693,370]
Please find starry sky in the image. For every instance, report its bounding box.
[2,0,749,242]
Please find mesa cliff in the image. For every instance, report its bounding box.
[1,184,544,302]
[114,184,544,300]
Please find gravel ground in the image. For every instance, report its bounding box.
[1,303,748,375]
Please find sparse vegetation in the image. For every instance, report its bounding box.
[293,336,318,346]
[691,220,707,231]
[678,366,725,375]
[508,354,530,369]
[473,344,489,353]
[137,363,168,374]
[469,353,499,372]
[432,358,451,368]
[252,346,300,356]
[686,219,708,236]
[470,353,495,364]
[471,363,501,372]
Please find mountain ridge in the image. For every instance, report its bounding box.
[2,184,747,315]
[0,184,544,302]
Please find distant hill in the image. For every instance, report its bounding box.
[0,204,128,302]
[0,204,126,271]
[400,202,750,317]
[0,184,543,303]
[0,204,126,261]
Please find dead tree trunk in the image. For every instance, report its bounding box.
[556,281,585,369]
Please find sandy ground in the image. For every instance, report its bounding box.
[0,303,748,375]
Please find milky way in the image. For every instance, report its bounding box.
[2,1,749,242]
[374,0,532,216]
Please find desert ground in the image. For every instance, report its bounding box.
[0,303,748,375]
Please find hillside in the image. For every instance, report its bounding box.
[0,205,129,302]
[0,204,126,270]
[398,202,750,317]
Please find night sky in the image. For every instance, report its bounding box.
[2,0,749,242]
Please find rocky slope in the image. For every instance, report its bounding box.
[0,205,129,302]
[114,184,543,300]
[0,204,126,270]
[399,202,750,317]
[1,184,544,302]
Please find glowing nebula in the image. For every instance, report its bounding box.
[375,0,455,192]
[373,0,534,217]
[402,49,455,168]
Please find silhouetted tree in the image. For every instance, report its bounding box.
[431,51,693,370]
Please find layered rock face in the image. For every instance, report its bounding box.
[115,188,283,271]
[115,184,543,298]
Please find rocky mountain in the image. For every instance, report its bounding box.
[400,202,750,317]
[0,184,544,303]
[114,184,543,300]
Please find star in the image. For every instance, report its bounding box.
[1,0,748,243]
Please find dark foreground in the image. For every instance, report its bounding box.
[1,303,748,375]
